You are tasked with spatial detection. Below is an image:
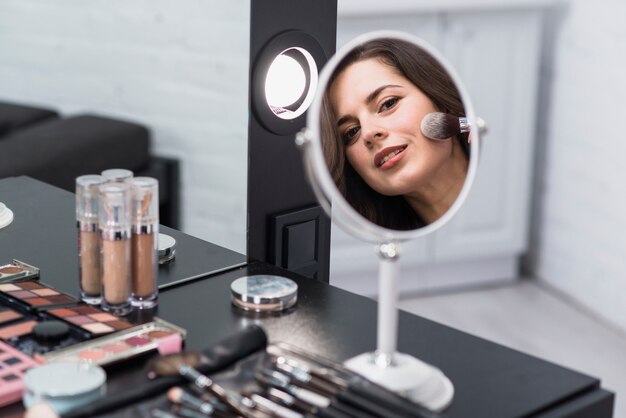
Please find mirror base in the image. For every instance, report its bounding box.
[344,351,454,412]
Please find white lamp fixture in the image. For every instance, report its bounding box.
[252,31,326,135]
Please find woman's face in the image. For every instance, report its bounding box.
[330,58,454,197]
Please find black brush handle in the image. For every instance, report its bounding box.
[314,405,353,418]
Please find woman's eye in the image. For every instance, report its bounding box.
[379,97,399,112]
[342,126,360,144]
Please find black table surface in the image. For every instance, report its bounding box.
[0,176,615,417]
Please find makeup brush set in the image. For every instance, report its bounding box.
[70,326,441,418]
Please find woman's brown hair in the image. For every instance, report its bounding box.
[322,38,468,230]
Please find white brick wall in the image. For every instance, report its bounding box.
[527,0,626,332]
[0,0,250,253]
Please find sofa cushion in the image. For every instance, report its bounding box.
[0,101,59,137]
[0,114,150,191]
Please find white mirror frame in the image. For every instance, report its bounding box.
[298,30,480,244]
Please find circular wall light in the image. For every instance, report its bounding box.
[253,31,326,135]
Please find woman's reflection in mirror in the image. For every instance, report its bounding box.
[322,39,469,230]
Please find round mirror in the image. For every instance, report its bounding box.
[299,30,479,244]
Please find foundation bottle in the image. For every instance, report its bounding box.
[130,177,159,309]
[99,183,132,316]
[101,168,133,184]
[76,175,106,304]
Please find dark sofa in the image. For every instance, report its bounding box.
[0,101,180,228]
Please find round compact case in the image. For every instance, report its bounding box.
[23,362,106,413]
[230,275,298,313]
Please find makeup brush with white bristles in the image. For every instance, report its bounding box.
[420,112,470,140]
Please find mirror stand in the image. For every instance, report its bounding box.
[343,242,454,411]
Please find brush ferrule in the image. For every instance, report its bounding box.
[459,117,470,133]
[179,365,212,389]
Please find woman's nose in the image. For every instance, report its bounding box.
[363,124,387,148]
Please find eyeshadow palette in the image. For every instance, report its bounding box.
[42,318,186,367]
[46,305,134,336]
[0,340,39,406]
[0,316,91,356]
[0,281,79,312]
[0,260,39,283]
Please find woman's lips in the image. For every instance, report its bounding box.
[374,145,408,169]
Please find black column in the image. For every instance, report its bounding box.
[247,0,337,282]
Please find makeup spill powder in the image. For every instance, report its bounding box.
[76,175,106,304]
[230,275,298,312]
[99,183,132,316]
[130,177,159,309]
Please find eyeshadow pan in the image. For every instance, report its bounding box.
[67,316,94,325]
[101,342,128,353]
[2,373,19,382]
[107,321,133,330]
[79,349,106,361]
[82,323,114,334]
[0,267,21,274]
[0,284,20,291]
[0,309,22,324]
[32,289,58,296]
[49,308,76,318]
[27,298,53,306]
[8,290,35,299]
[3,357,21,366]
[88,313,117,322]
[45,295,76,304]
[0,320,37,339]
[18,282,43,290]
[146,330,173,339]
[125,336,151,346]
[73,306,100,315]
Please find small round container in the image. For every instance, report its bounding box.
[158,233,177,264]
[0,202,14,229]
[231,275,298,312]
[23,362,106,414]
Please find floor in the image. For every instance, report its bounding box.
[397,279,624,417]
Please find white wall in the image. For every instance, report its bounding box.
[526,0,626,332]
[0,0,250,254]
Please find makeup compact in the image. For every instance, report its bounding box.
[0,202,13,230]
[0,281,78,312]
[158,233,176,264]
[0,260,39,283]
[231,275,298,312]
[41,318,186,366]
[23,362,106,414]
[0,340,39,407]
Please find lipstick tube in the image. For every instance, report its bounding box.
[130,177,159,309]
[76,175,106,305]
[99,182,132,316]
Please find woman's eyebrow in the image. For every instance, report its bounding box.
[336,84,402,127]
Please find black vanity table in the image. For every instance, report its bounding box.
[0,176,615,417]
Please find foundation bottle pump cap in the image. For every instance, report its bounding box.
[101,168,133,183]
[131,177,159,228]
[99,183,131,237]
[76,175,105,226]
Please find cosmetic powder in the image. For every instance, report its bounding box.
[0,202,13,230]
[23,362,106,414]
[231,275,298,312]
[158,233,176,264]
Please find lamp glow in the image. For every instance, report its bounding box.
[264,47,318,120]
